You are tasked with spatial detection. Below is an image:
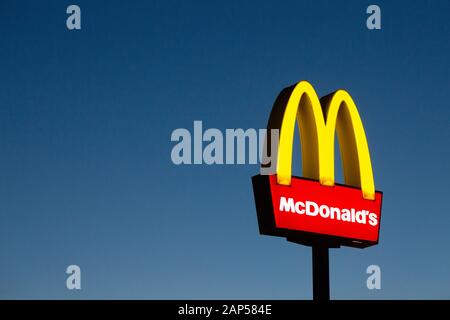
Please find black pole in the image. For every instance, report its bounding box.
[312,245,330,301]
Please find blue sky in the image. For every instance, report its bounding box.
[0,0,449,299]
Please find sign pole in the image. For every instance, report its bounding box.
[312,245,330,301]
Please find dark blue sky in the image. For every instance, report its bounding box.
[0,0,449,299]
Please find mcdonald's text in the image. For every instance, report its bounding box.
[279,197,378,227]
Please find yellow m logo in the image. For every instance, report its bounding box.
[266,81,375,200]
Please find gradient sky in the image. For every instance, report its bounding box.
[0,0,449,299]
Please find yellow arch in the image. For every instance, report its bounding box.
[270,81,375,200]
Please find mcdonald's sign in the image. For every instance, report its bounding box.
[252,81,383,248]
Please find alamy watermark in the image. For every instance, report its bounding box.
[66,265,81,290]
[366,264,381,290]
[66,5,81,30]
[170,121,279,174]
[366,5,381,30]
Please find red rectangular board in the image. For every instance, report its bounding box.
[252,174,383,248]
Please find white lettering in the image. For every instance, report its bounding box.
[279,197,295,213]
[278,197,378,227]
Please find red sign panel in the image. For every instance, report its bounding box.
[252,174,383,248]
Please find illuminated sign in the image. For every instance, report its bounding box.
[252,81,383,248]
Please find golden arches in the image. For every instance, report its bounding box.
[268,81,375,200]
